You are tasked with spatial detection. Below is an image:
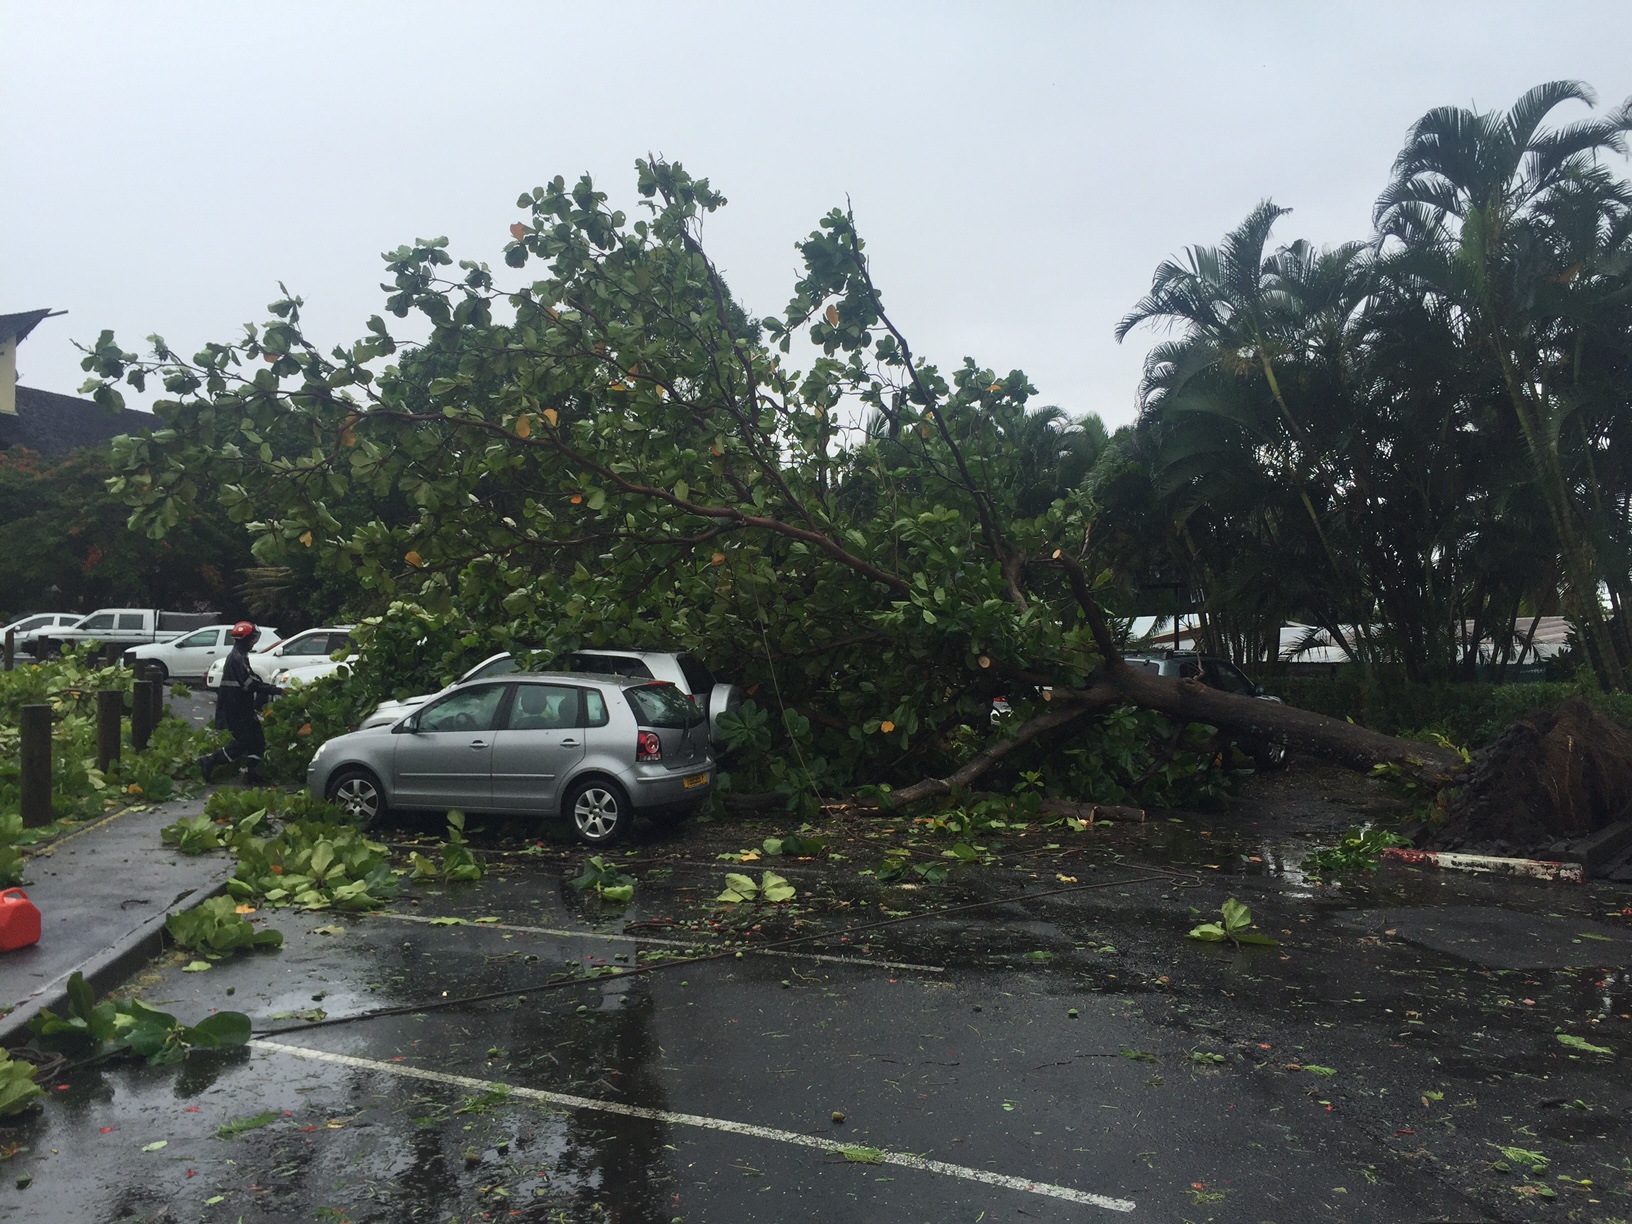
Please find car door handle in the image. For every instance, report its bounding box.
[470,740,488,750]
[560,738,579,747]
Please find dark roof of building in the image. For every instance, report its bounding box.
[0,309,64,345]
[0,385,156,458]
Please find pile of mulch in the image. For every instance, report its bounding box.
[1426,698,1632,856]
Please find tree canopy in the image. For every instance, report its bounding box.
[102,99,1619,800]
[1107,81,1632,688]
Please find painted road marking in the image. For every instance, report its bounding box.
[251,1039,1136,1213]
[370,911,945,974]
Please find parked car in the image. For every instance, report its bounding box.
[561,650,743,741]
[124,624,282,683]
[1123,650,1287,769]
[1,612,82,655]
[205,626,354,690]
[35,607,219,657]
[270,631,363,690]
[309,673,715,845]
[359,648,744,741]
[359,653,524,728]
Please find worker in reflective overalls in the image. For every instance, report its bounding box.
[197,621,275,785]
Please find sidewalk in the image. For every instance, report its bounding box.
[0,794,233,1047]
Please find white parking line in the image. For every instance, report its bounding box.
[250,1039,1136,1213]
[370,911,945,974]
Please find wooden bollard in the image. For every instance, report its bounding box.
[96,689,123,772]
[3,628,13,672]
[20,704,53,828]
[144,667,164,729]
[132,678,155,751]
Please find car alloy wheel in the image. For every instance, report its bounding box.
[330,771,383,828]
[571,783,627,844]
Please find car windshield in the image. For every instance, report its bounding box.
[1201,658,1257,695]
[623,683,704,728]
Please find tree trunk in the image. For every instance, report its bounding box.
[1084,663,1463,776]
[859,664,1464,813]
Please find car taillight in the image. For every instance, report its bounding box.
[637,730,662,762]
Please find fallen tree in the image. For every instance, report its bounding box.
[91,161,1460,808]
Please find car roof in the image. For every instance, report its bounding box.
[569,648,681,660]
[510,670,658,689]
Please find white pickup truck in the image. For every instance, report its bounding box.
[124,624,283,683]
[34,608,220,657]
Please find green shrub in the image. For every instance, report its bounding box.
[260,672,374,783]
[226,818,400,911]
[166,895,284,957]
[26,971,250,1065]
[0,1049,45,1117]
[0,648,215,829]
[0,812,23,886]
[1269,673,1632,747]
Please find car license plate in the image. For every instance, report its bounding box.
[682,772,709,789]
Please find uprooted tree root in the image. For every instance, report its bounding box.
[1429,698,1632,853]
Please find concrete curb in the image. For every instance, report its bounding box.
[0,872,232,1049]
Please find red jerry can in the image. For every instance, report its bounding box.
[0,888,42,952]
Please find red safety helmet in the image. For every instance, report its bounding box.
[230,621,258,641]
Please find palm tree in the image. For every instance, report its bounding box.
[1374,80,1632,687]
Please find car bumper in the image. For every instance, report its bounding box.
[628,763,714,810]
[307,755,336,797]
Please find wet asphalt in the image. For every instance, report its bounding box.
[3,765,1631,1223]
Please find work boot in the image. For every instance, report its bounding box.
[196,755,214,783]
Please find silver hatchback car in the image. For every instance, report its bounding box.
[307,673,715,845]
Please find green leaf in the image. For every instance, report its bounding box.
[1556,1033,1613,1055]
[717,872,758,903]
[759,871,795,903]
[216,1109,279,1139]
[838,1146,884,1164]
[0,1052,45,1118]
[190,1011,252,1046]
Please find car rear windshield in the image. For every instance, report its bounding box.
[572,653,655,680]
[466,656,519,682]
[623,683,704,728]
[677,654,716,694]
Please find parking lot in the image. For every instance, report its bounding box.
[7,764,1632,1223]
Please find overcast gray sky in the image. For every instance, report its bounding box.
[4,1,1629,429]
